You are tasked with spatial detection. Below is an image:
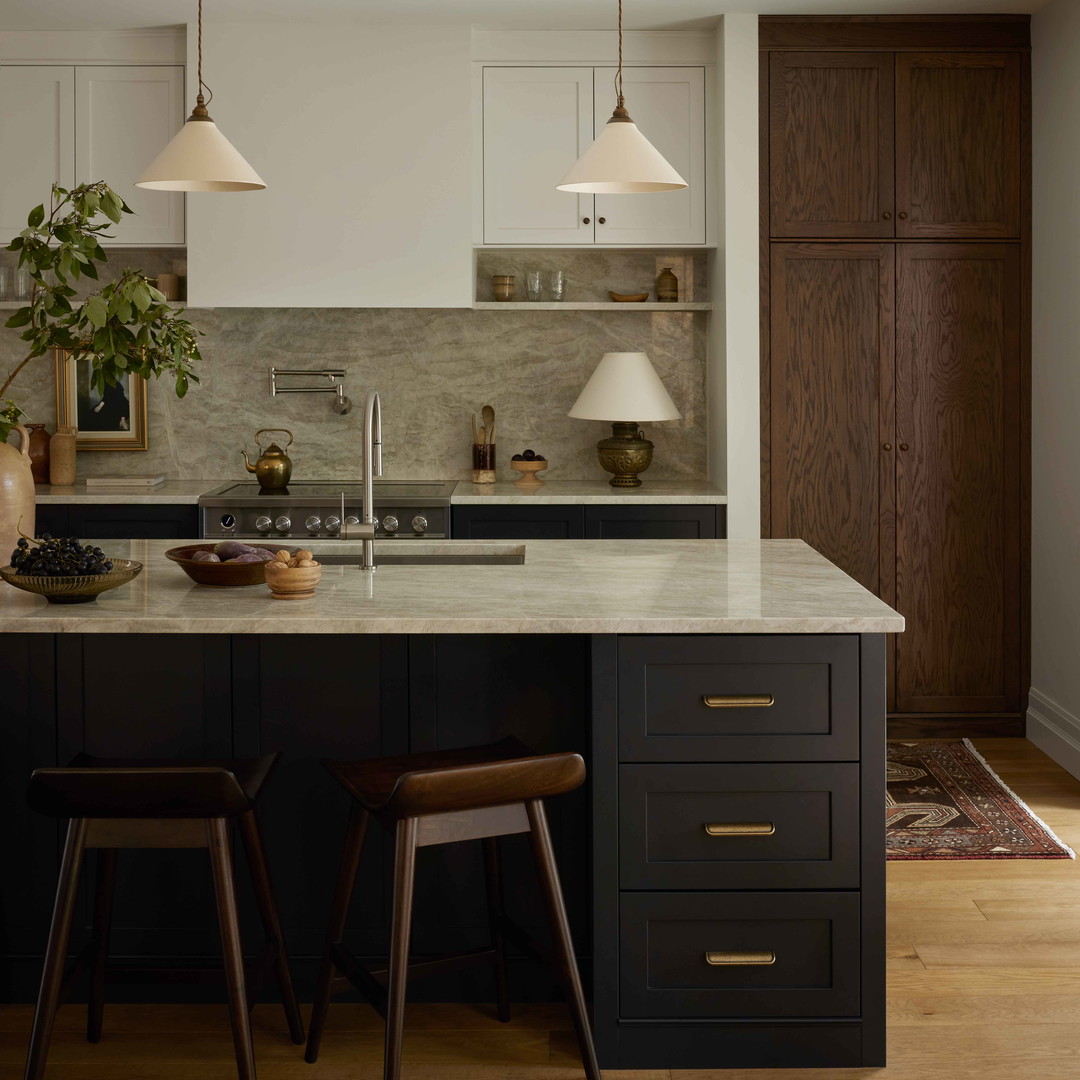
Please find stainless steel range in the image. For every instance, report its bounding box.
[199,481,455,541]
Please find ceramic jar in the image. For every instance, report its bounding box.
[0,424,35,560]
[26,423,49,484]
[656,266,679,303]
[49,426,77,486]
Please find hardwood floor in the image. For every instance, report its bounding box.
[2,739,1079,1079]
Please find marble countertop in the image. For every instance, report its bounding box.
[450,480,726,504]
[0,539,903,635]
[35,480,214,505]
[34,478,726,506]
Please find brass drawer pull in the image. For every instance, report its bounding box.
[702,694,774,708]
[706,950,776,967]
[704,822,776,837]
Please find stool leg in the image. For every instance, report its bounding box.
[524,799,601,1080]
[207,817,257,1080]
[384,817,418,1080]
[87,847,118,1043]
[24,817,88,1080]
[237,810,304,1045]
[482,836,511,1023]
[305,804,370,1064]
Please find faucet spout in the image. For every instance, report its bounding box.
[360,389,382,571]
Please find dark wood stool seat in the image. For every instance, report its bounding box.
[23,753,304,1080]
[306,737,600,1080]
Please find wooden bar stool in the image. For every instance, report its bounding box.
[305,736,600,1080]
[24,753,304,1080]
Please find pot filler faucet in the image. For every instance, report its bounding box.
[343,389,382,571]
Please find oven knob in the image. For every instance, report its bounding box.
[304,515,322,535]
[274,515,292,535]
[255,515,272,534]
[220,513,236,530]
[411,514,428,534]
[324,515,341,534]
[382,515,399,534]
[345,515,360,527]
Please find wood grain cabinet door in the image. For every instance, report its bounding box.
[769,243,895,602]
[895,244,1022,713]
[769,53,894,238]
[895,53,1021,238]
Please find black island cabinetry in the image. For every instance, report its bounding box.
[0,627,882,1070]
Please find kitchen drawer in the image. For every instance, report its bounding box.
[619,763,859,889]
[619,891,861,1019]
[617,635,860,762]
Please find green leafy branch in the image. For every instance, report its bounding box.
[1,182,202,438]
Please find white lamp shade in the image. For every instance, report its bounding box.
[136,118,265,192]
[569,352,681,422]
[557,118,687,194]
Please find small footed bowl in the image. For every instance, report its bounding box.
[608,291,649,303]
[0,559,142,604]
[264,561,322,600]
[510,459,548,488]
[165,544,279,587]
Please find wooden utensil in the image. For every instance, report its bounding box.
[482,405,495,444]
[471,414,481,445]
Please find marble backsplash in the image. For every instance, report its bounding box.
[1,305,707,483]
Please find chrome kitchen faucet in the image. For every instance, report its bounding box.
[355,389,382,570]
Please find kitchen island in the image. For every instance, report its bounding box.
[0,539,902,1070]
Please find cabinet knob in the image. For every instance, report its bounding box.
[899,443,910,451]
[582,217,590,225]
[882,212,892,220]
[883,443,892,451]
[898,211,908,220]
[598,217,606,224]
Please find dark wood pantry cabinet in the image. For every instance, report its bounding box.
[760,16,1030,734]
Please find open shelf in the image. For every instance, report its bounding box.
[473,301,712,311]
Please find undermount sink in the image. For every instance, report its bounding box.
[315,548,524,566]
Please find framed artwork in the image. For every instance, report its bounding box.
[54,348,148,451]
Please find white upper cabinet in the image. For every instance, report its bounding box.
[482,65,706,246]
[593,67,705,245]
[0,68,75,243]
[76,66,185,246]
[483,67,595,245]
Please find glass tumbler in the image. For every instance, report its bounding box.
[545,269,565,302]
[0,268,9,302]
[526,270,543,302]
[14,267,30,300]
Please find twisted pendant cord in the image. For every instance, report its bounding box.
[614,0,624,106]
[196,0,214,106]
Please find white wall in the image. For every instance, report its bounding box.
[1027,0,1080,776]
[186,21,472,308]
[710,14,760,537]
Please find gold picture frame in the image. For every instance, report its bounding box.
[54,348,148,451]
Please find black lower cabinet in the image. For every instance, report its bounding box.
[0,630,884,1071]
[33,503,199,540]
[452,503,725,540]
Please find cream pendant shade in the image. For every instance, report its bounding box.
[569,352,681,421]
[557,117,687,194]
[136,116,265,192]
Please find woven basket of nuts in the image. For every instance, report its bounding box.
[264,548,322,600]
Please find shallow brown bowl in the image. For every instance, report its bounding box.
[608,291,649,303]
[165,544,279,587]
[0,559,142,604]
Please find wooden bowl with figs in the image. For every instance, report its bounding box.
[165,542,281,586]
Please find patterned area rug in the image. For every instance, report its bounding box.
[886,739,1075,860]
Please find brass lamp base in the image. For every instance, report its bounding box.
[596,421,654,487]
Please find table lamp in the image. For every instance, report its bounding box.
[568,352,681,487]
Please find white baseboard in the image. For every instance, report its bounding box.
[1027,687,1080,781]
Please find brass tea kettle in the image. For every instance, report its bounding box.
[241,429,293,489]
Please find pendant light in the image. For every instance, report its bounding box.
[556,0,686,194]
[136,0,265,192]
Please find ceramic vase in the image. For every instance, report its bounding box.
[49,426,77,486]
[26,423,50,484]
[0,424,35,561]
[656,266,679,303]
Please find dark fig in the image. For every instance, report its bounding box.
[214,540,253,560]
[191,551,220,563]
[228,552,264,564]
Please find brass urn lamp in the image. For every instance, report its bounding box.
[568,352,681,487]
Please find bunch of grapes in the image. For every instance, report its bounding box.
[10,536,113,577]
